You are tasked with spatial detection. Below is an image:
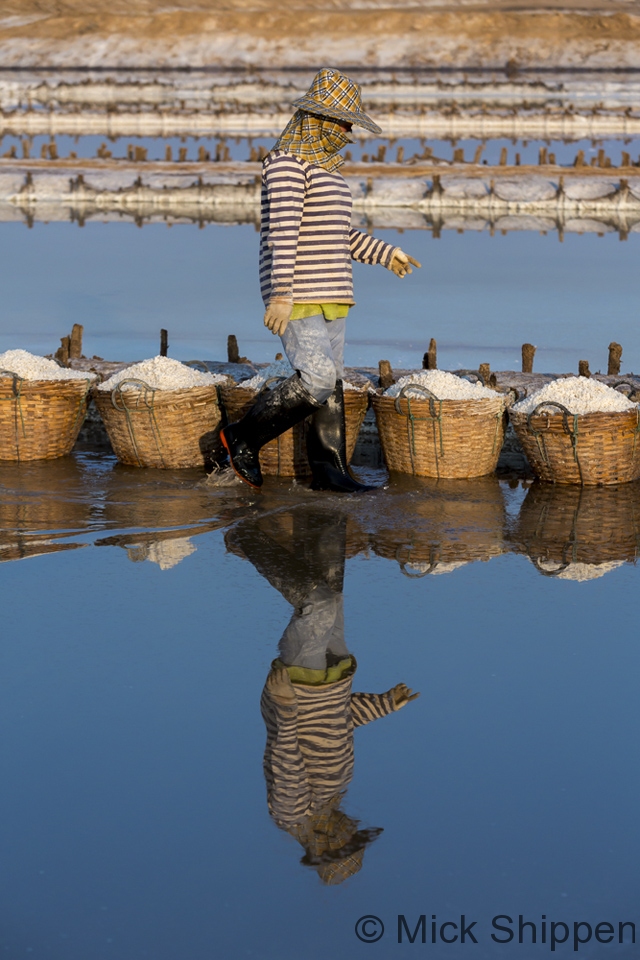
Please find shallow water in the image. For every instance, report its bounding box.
[1,217,640,958]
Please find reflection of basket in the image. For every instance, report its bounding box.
[369,475,506,572]
[509,402,640,485]
[0,371,93,461]
[514,481,640,567]
[372,384,507,479]
[94,379,225,468]
[219,381,368,478]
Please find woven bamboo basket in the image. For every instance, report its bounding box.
[0,371,93,461]
[514,481,640,568]
[372,384,508,479]
[219,380,369,479]
[369,475,506,574]
[509,401,640,485]
[94,378,226,468]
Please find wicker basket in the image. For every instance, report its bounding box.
[368,475,506,575]
[0,371,93,462]
[219,380,369,479]
[513,481,640,568]
[372,384,508,479]
[94,378,225,468]
[509,401,640,485]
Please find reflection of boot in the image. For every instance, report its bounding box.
[225,506,346,606]
[221,374,320,489]
[306,381,375,493]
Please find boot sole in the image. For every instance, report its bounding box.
[220,428,263,490]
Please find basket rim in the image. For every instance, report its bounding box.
[510,405,640,423]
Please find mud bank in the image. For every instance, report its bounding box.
[4,160,640,235]
[3,5,640,70]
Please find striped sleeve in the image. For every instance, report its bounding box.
[262,695,313,825]
[261,155,307,302]
[350,691,397,728]
[349,229,397,267]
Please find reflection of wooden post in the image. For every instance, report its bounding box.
[160,329,168,357]
[422,338,437,370]
[379,360,394,390]
[608,341,623,376]
[56,336,70,367]
[578,359,591,378]
[227,335,240,364]
[522,343,536,373]
[479,363,491,382]
[69,323,83,359]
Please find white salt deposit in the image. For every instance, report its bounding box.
[239,358,295,391]
[405,560,470,576]
[98,356,227,392]
[384,370,496,400]
[513,376,636,415]
[536,559,624,582]
[0,349,97,382]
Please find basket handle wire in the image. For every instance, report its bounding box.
[393,383,443,476]
[526,400,582,479]
[531,557,571,578]
[396,542,441,578]
[183,360,210,373]
[0,368,27,451]
[611,379,640,402]
[110,378,165,467]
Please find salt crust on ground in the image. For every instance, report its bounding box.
[98,356,228,391]
[240,359,365,392]
[513,376,636,415]
[0,349,97,381]
[384,370,496,400]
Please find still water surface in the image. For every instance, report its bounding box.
[1,221,639,958]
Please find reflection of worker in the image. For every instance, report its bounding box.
[221,68,421,493]
[226,506,419,884]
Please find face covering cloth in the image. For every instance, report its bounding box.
[273,111,354,172]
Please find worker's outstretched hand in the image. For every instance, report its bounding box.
[390,683,420,709]
[264,300,293,336]
[389,249,421,279]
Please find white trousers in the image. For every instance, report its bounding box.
[279,314,346,403]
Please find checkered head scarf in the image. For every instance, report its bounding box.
[273,68,381,172]
[273,111,354,172]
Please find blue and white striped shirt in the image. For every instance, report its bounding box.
[260,150,397,306]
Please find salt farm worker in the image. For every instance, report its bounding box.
[220,68,421,493]
[225,506,419,883]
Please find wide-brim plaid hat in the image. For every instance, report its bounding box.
[292,68,382,135]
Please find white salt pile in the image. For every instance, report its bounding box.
[384,370,496,400]
[513,376,636,416]
[240,358,366,392]
[240,358,295,391]
[98,356,228,392]
[536,559,624,582]
[405,560,470,576]
[0,349,97,382]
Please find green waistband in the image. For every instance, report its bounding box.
[290,303,351,322]
[273,656,355,686]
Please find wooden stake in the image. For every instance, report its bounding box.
[55,336,70,367]
[499,147,508,166]
[522,343,536,373]
[574,149,585,168]
[160,329,168,357]
[378,360,395,390]
[479,363,491,382]
[578,360,591,378]
[421,338,437,370]
[473,144,484,164]
[608,341,623,376]
[227,335,240,364]
[69,323,83,360]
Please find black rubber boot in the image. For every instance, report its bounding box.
[306,380,376,493]
[220,374,320,489]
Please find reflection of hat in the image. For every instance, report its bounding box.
[292,68,382,135]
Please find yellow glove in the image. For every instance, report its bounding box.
[390,683,420,710]
[388,249,422,279]
[264,300,293,336]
